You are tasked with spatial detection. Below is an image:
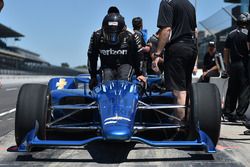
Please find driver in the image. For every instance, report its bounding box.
[87,10,146,90]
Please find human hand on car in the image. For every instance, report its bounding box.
[89,77,98,90]
[137,75,147,84]
[137,75,147,89]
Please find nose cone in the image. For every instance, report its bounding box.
[103,125,132,141]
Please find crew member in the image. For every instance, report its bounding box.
[223,13,250,121]
[198,41,220,82]
[132,17,150,75]
[154,0,198,121]
[244,12,250,135]
[147,30,164,74]
[132,17,146,51]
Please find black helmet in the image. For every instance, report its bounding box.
[237,13,248,27]
[107,6,120,14]
[102,13,125,45]
[208,41,215,48]
[132,17,143,30]
[243,12,250,24]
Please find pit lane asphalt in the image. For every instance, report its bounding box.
[0,83,250,167]
[0,84,20,137]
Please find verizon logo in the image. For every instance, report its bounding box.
[99,49,128,55]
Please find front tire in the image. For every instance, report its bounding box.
[15,84,48,146]
[190,83,221,146]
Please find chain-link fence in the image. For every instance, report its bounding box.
[197,4,240,67]
[199,5,237,35]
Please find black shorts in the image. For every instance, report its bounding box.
[164,42,197,91]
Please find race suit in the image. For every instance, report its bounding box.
[87,29,142,82]
[133,29,147,75]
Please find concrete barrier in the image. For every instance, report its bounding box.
[0,75,53,85]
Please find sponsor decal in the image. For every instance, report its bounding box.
[104,121,118,125]
[56,78,67,89]
[108,21,118,26]
[99,48,128,56]
[104,116,131,124]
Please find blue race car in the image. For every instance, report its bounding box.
[14,74,221,153]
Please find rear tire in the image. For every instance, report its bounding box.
[15,84,48,146]
[189,83,221,145]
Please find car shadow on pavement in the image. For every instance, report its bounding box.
[16,154,95,163]
[15,152,215,164]
[85,141,136,163]
[15,142,215,164]
[219,137,250,145]
[221,122,244,126]
[220,137,250,141]
[14,141,135,164]
[84,141,215,163]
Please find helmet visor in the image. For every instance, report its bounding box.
[103,21,121,45]
[106,32,119,45]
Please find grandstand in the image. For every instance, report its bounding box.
[0,23,84,76]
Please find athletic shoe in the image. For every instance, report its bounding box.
[243,130,250,135]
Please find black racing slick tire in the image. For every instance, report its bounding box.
[190,83,221,146]
[15,84,48,147]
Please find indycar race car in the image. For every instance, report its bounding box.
[14,74,221,153]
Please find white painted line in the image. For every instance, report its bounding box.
[5,88,18,91]
[7,118,14,121]
[0,108,16,117]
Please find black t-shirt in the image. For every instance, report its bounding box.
[157,0,197,43]
[203,52,216,72]
[133,30,146,49]
[248,28,250,43]
[147,34,158,55]
[133,29,146,62]
[225,28,248,63]
[146,35,158,74]
[145,34,164,74]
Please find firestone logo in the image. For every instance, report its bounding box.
[99,49,128,56]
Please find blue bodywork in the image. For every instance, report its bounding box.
[93,81,139,140]
[17,75,217,153]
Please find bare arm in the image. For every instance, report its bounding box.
[194,28,198,57]
[192,28,199,75]
[223,48,230,67]
[155,27,172,55]
[208,65,218,72]
[193,56,198,75]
